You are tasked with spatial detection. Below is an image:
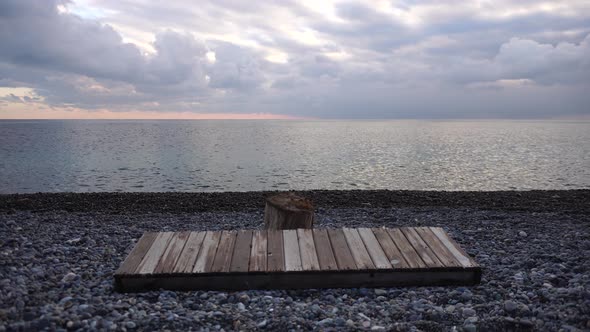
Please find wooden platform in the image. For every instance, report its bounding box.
[114,227,481,292]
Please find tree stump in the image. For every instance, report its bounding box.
[264,193,314,230]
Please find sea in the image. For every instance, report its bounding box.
[0,120,588,193]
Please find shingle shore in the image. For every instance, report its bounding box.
[1,190,588,214]
[1,190,589,331]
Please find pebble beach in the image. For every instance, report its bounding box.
[1,190,589,331]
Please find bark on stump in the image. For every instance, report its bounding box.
[264,193,314,230]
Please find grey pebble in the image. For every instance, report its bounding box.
[0,199,588,331]
[504,300,518,313]
[463,323,476,332]
[374,289,388,296]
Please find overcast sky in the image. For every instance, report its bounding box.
[1,0,589,119]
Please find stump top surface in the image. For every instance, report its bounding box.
[266,193,313,212]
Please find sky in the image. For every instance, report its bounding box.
[0,0,589,119]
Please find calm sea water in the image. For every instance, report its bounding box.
[0,120,588,193]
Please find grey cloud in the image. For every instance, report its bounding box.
[1,0,589,118]
[0,0,145,82]
[432,35,590,86]
[206,42,266,90]
[0,0,266,110]
[298,55,341,78]
[495,35,590,84]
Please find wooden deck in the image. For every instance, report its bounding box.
[114,227,481,292]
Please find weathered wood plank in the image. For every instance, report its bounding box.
[230,230,253,272]
[312,229,338,271]
[357,228,392,269]
[372,228,409,269]
[173,231,206,273]
[283,229,302,271]
[210,231,238,273]
[118,269,481,292]
[414,227,460,267]
[115,227,482,292]
[115,233,158,275]
[136,232,174,274]
[387,228,426,268]
[267,230,285,272]
[297,229,320,271]
[401,227,444,268]
[155,232,191,273]
[327,228,357,270]
[193,231,222,273]
[343,228,375,270]
[249,230,267,272]
[430,227,477,268]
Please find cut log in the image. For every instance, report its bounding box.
[264,193,314,230]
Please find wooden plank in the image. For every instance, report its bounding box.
[414,227,460,267]
[117,269,481,292]
[283,229,302,271]
[297,229,320,271]
[343,228,375,270]
[210,231,238,273]
[430,227,477,268]
[173,231,206,273]
[401,227,444,268]
[327,228,357,270]
[136,232,174,274]
[115,227,482,292]
[249,230,267,272]
[357,228,392,269]
[115,233,158,275]
[155,231,191,273]
[372,228,409,269]
[267,230,284,272]
[193,231,222,273]
[312,229,338,271]
[387,228,426,268]
[230,230,253,272]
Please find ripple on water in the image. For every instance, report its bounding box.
[1,120,589,193]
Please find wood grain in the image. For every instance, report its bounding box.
[401,227,444,268]
[343,228,375,270]
[155,231,190,273]
[372,228,409,269]
[283,229,302,271]
[357,228,392,269]
[387,228,426,268]
[249,230,267,272]
[327,228,357,270]
[173,231,206,273]
[193,231,222,273]
[115,233,158,275]
[267,230,285,272]
[312,229,338,271]
[414,227,460,267]
[210,231,237,273]
[230,230,253,272]
[297,229,320,271]
[136,232,174,274]
[430,227,477,268]
[116,227,482,292]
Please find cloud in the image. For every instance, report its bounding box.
[206,42,266,90]
[0,0,267,112]
[495,35,590,84]
[0,0,589,119]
